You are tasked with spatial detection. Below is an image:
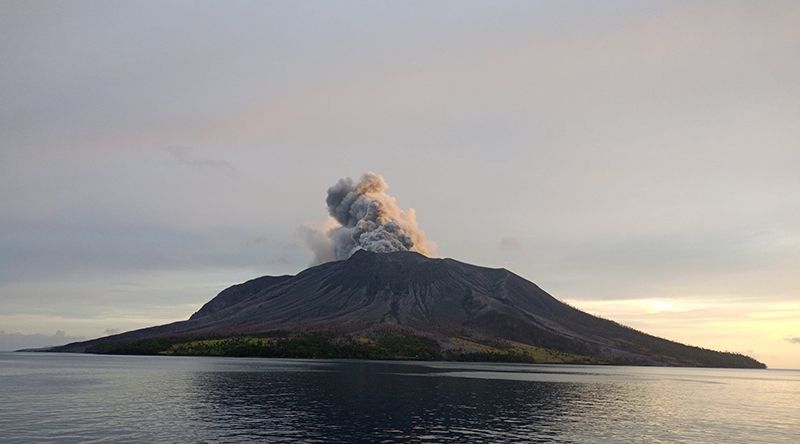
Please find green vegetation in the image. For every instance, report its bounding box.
[84,332,603,364]
[85,337,182,355]
[86,333,442,361]
[447,337,601,364]
[81,331,762,367]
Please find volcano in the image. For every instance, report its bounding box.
[47,251,764,368]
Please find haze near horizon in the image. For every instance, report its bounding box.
[1,1,798,368]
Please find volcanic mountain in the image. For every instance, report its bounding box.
[48,251,764,368]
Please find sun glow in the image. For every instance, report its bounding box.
[565,298,800,368]
[646,299,674,313]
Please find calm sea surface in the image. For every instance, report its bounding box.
[1,353,798,443]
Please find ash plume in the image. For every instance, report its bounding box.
[300,172,435,264]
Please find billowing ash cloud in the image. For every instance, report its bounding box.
[300,172,435,264]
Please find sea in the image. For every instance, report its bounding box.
[0,352,797,443]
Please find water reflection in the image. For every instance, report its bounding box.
[1,354,798,443]
[186,361,629,442]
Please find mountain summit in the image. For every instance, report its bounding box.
[48,251,764,368]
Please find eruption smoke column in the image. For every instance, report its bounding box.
[300,172,435,264]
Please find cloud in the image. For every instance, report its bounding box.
[0,210,296,283]
[0,330,85,351]
[300,172,435,264]
[164,146,236,175]
[499,237,522,250]
[104,328,121,336]
[786,337,800,344]
[297,222,337,265]
[1,1,798,367]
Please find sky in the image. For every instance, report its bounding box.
[1,1,798,367]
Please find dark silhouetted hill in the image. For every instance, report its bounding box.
[44,251,765,368]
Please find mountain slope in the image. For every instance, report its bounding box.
[47,251,764,368]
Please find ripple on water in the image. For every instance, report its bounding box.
[0,354,798,443]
